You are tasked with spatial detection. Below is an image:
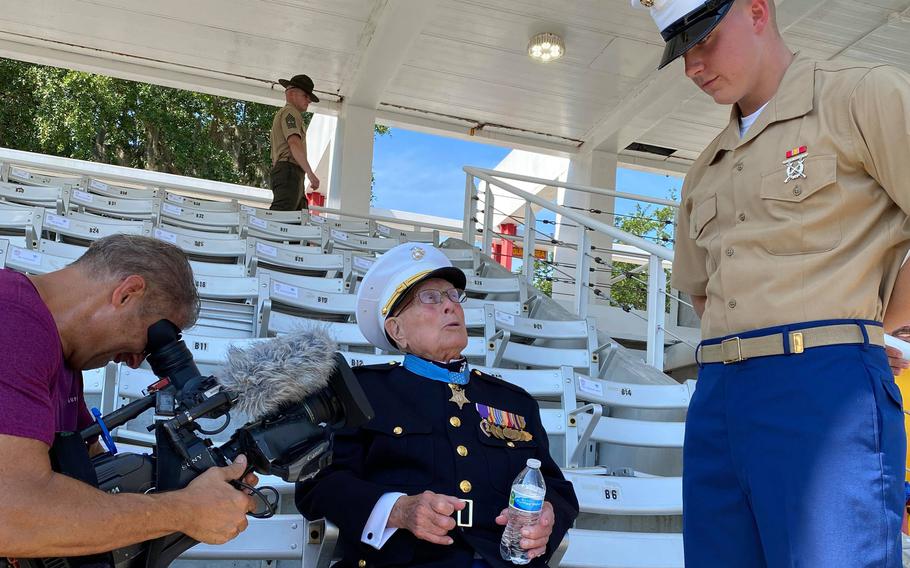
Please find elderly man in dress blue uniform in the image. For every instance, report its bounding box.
[295,244,578,568]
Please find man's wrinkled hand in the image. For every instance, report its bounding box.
[495,501,554,561]
[388,490,465,545]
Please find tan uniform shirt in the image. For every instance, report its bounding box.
[270,104,306,167]
[672,55,910,340]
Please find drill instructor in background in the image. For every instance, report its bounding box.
[269,74,320,211]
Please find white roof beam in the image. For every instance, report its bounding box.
[0,33,340,114]
[341,0,437,109]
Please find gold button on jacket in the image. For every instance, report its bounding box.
[459,480,472,493]
[456,445,468,456]
[449,416,461,427]
[673,55,910,339]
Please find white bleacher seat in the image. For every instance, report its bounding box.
[190,259,249,278]
[573,412,684,449]
[0,239,71,274]
[350,254,376,277]
[241,214,323,244]
[485,307,600,376]
[44,210,152,244]
[152,226,246,262]
[66,210,142,227]
[440,246,481,271]
[464,273,522,296]
[340,352,403,367]
[0,206,42,247]
[558,529,684,568]
[38,238,86,259]
[6,165,81,188]
[157,222,245,241]
[246,238,349,279]
[163,191,239,212]
[257,272,356,322]
[574,376,696,410]
[306,212,371,234]
[471,365,568,400]
[64,188,157,220]
[263,314,371,351]
[375,223,438,244]
[190,274,260,338]
[239,203,303,224]
[0,181,62,209]
[325,228,399,254]
[193,273,259,302]
[84,178,159,200]
[562,471,682,516]
[182,515,304,560]
[158,201,241,233]
[182,334,266,366]
[464,298,523,315]
[255,268,347,294]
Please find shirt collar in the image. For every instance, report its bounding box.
[709,53,815,161]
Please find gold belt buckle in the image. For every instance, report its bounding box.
[789,331,804,354]
[456,499,473,528]
[721,337,744,364]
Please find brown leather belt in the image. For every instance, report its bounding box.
[700,323,884,365]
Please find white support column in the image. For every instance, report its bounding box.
[327,104,376,215]
[553,149,618,308]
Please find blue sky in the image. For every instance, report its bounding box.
[372,127,683,225]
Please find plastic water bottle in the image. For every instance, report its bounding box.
[500,458,546,564]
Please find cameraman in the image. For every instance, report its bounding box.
[0,235,256,557]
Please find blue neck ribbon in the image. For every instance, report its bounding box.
[402,354,470,385]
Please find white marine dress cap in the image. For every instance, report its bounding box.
[632,0,736,69]
[356,243,467,353]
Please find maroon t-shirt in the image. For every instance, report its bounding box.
[0,269,93,446]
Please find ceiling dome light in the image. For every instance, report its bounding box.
[528,32,565,63]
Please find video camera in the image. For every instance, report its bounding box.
[27,319,373,568]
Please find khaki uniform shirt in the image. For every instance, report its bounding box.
[672,55,910,339]
[270,104,306,167]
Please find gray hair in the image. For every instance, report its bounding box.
[71,234,200,329]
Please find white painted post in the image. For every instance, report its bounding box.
[521,202,535,286]
[482,181,493,258]
[646,254,666,370]
[462,173,477,243]
[574,230,591,318]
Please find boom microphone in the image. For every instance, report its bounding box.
[215,326,338,420]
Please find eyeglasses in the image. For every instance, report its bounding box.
[393,288,466,316]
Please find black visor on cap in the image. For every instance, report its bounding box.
[657,0,735,70]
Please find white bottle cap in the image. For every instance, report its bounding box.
[527,458,541,469]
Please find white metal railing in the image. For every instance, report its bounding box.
[0,147,467,239]
[463,166,679,370]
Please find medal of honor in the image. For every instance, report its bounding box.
[448,384,470,410]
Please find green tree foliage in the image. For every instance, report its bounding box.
[609,195,676,312]
[532,258,553,297]
[0,58,389,187]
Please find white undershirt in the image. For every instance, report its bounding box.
[739,102,769,138]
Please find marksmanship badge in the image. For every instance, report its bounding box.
[782,146,808,183]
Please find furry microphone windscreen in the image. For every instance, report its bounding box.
[216,326,339,420]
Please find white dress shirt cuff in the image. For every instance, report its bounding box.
[361,492,405,549]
